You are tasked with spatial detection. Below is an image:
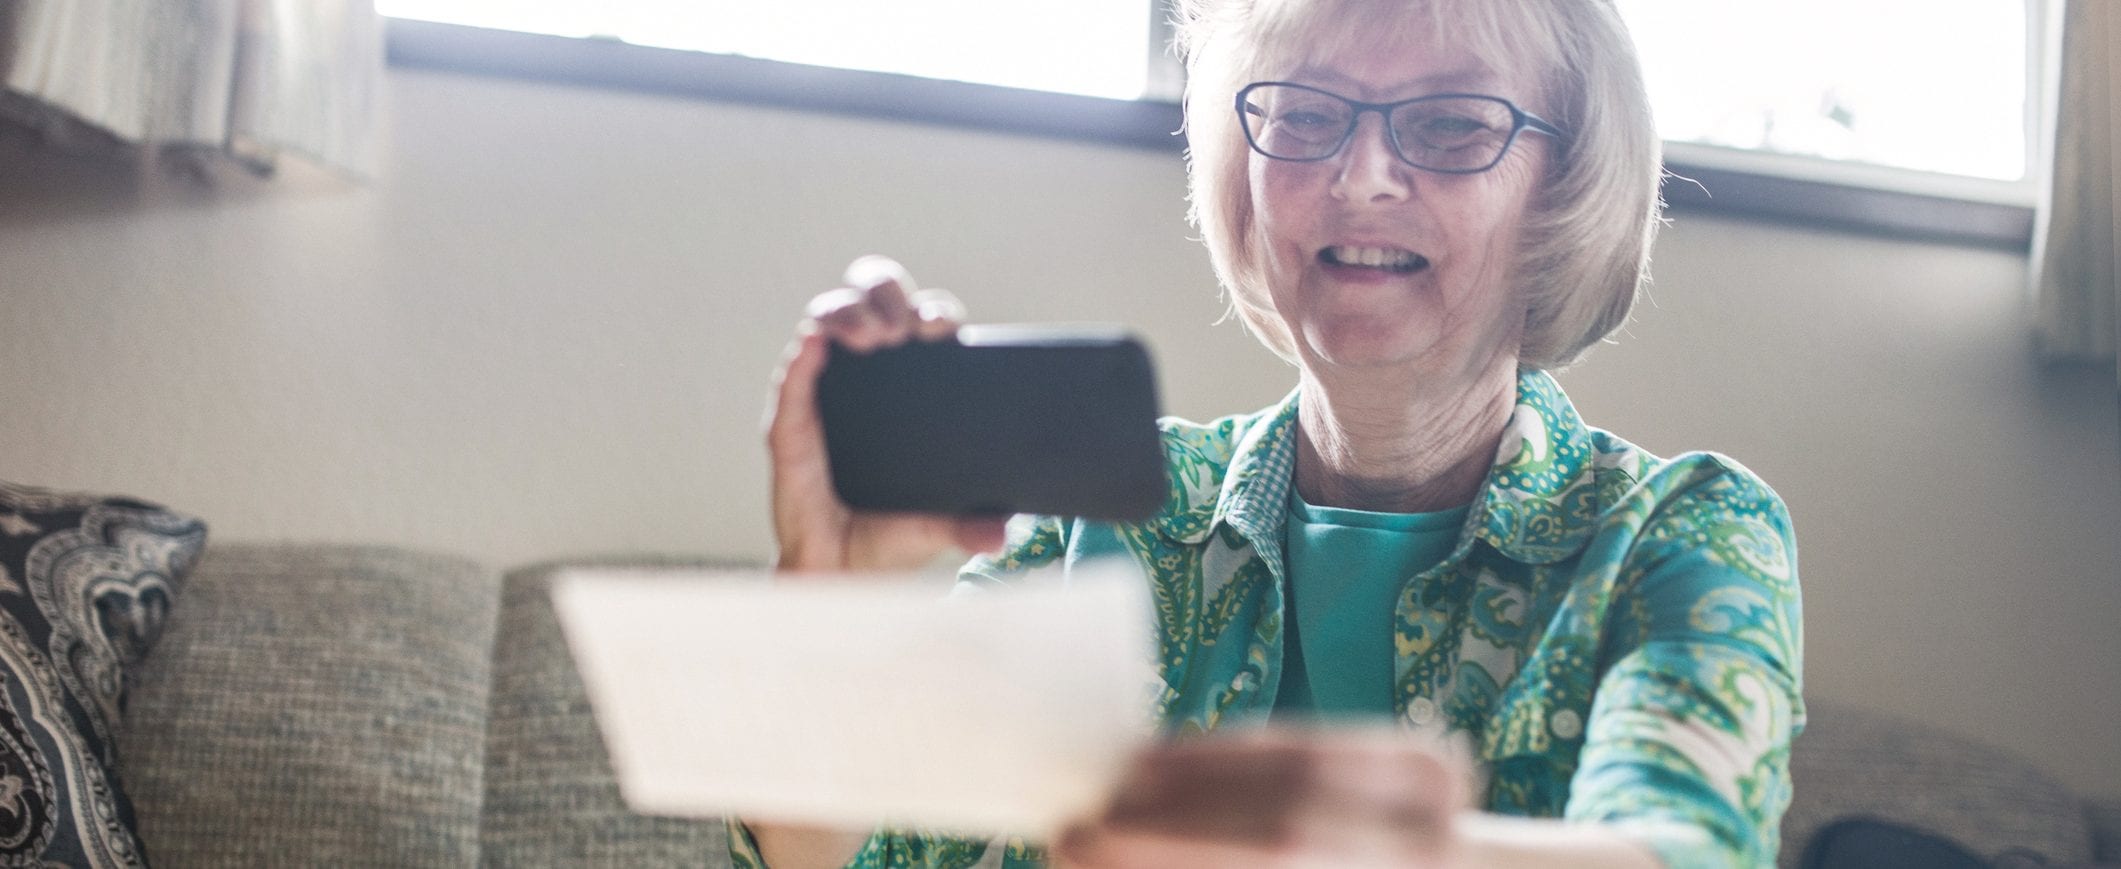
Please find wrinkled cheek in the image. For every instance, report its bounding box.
[1248,168,1311,276]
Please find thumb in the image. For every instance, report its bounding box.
[951,516,1011,554]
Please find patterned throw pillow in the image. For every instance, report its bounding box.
[0,481,205,866]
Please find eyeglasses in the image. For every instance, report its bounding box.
[1235,81,1568,174]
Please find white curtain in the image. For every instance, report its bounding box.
[0,0,383,177]
[2032,0,2121,387]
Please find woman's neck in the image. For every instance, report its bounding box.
[1293,355,1518,514]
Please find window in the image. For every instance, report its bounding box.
[379,0,2049,243]
[1616,0,2041,201]
[373,0,1158,100]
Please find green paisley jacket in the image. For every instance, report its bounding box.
[733,369,1803,869]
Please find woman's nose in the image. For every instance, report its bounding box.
[1330,113,1412,203]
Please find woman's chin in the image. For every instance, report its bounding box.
[1298,324,1444,372]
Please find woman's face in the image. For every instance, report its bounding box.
[1248,27,1550,379]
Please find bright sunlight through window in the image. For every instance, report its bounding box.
[378,0,2038,183]
[373,0,1151,100]
[1617,0,2032,182]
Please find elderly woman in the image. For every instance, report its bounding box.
[748,0,1801,866]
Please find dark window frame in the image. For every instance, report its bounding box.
[385,18,2035,252]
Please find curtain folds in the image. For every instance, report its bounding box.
[2032,0,2121,387]
[0,0,383,177]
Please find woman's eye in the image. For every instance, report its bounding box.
[1421,116,1487,137]
[1281,110,1338,129]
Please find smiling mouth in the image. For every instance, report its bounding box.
[1319,245,1429,274]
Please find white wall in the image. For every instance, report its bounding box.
[3,68,2116,795]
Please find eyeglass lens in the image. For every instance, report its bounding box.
[1243,84,1521,172]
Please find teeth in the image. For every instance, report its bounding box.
[1325,246,1423,270]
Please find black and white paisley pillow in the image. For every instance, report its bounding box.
[0,481,205,867]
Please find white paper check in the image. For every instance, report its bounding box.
[550,567,1157,840]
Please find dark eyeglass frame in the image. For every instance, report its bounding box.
[1235,81,1570,174]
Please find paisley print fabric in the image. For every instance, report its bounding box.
[730,370,1802,869]
[0,482,207,868]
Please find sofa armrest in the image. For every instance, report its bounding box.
[2090,796,2121,864]
[1781,698,2096,868]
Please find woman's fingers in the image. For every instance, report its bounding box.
[1062,730,1471,867]
[834,255,924,350]
[767,323,856,571]
[811,258,961,350]
[1057,825,1286,869]
[771,255,983,573]
[949,515,1009,554]
[909,288,967,341]
[806,287,887,353]
[842,253,915,295]
[843,513,991,570]
[861,270,915,335]
[765,322,827,460]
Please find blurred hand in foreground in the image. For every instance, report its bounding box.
[1054,728,1478,869]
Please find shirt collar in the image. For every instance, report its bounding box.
[1463,368,1602,564]
[1151,369,1600,567]
[1145,387,1299,575]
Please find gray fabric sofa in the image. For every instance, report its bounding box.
[115,542,2119,867]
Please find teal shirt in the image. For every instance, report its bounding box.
[731,369,1804,869]
[1276,494,1467,718]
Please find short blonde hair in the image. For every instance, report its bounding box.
[1175,0,1662,369]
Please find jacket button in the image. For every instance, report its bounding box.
[1406,696,1439,725]
[1550,708,1582,740]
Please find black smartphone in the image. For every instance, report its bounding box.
[815,325,1167,522]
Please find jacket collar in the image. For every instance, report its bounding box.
[1462,369,1603,565]
[1152,369,1600,567]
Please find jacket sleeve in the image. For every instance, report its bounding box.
[1566,460,1805,869]
[956,513,1071,590]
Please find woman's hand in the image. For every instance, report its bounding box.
[753,255,1014,868]
[1054,728,1478,869]
[765,255,1010,573]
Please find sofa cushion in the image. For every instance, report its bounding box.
[120,543,497,867]
[0,480,205,866]
[1780,698,2095,868]
[480,555,754,866]
[1800,817,1990,869]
